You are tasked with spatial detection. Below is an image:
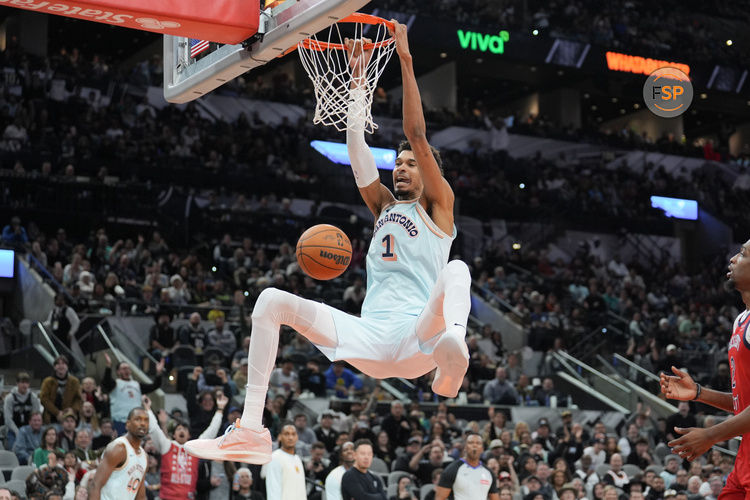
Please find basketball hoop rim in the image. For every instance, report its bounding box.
[298,13,395,51]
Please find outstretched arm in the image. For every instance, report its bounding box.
[345,37,394,217]
[660,366,733,412]
[669,406,750,461]
[391,21,454,215]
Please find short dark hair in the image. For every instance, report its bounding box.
[53,355,69,366]
[354,438,373,451]
[397,140,444,175]
[127,406,147,421]
[311,441,326,451]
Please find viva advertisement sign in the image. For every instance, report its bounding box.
[457,29,509,54]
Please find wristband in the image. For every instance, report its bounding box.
[692,383,701,401]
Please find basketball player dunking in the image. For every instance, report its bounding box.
[661,239,750,499]
[89,407,149,500]
[185,21,472,464]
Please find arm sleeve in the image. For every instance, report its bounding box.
[140,373,163,395]
[66,307,80,336]
[4,394,18,435]
[264,460,282,500]
[345,88,379,188]
[40,379,60,417]
[147,407,172,454]
[101,368,116,393]
[198,410,224,440]
[437,461,460,489]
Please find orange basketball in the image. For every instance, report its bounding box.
[296,224,352,280]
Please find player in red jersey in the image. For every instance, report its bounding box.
[660,240,750,499]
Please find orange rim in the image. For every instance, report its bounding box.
[298,13,395,52]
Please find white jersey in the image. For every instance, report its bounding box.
[324,465,347,500]
[110,379,142,422]
[362,199,455,317]
[261,448,307,500]
[101,436,147,500]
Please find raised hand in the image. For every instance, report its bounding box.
[344,37,373,82]
[389,20,411,60]
[104,352,111,368]
[668,427,712,461]
[216,392,229,411]
[660,366,698,401]
[155,357,166,375]
[142,395,151,411]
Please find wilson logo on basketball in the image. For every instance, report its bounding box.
[319,250,350,266]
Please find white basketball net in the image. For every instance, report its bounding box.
[297,17,396,134]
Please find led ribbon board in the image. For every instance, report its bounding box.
[311,140,397,170]
[650,196,698,220]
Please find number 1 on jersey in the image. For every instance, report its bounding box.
[381,234,397,261]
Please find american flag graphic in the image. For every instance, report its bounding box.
[190,38,210,58]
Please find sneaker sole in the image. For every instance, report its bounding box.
[431,332,469,398]
[184,443,272,464]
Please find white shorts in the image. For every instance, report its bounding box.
[313,305,439,380]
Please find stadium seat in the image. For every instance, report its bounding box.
[421,484,435,500]
[622,464,642,477]
[0,450,19,479]
[645,464,664,475]
[202,346,227,367]
[371,456,389,475]
[171,345,197,367]
[3,479,26,496]
[653,443,670,462]
[10,465,34,482]
[595,464,610,478]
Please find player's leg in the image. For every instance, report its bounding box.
[415,259,472,398]
[185,287,336,463]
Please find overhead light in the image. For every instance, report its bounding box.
[532,29,539,36]
[727,39,733,46]
[476,58,483,63]
[512,243,522,250]
[633,103,640,109]
[557,70,564,76]
[519,183,526,189]
[700,93,707,99]
[591,105,597,111]
[440,52,447,58]
[530,66,537,72]
[611,97,618,103]
[620,109,626,114]
[583,93,590,99]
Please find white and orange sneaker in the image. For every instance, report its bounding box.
[431,328,469,398]
[184,419,272,464]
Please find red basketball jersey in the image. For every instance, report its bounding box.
[728,310,750,487]
[160,442,199,500]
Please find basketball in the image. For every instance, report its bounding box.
[296,224,352,280]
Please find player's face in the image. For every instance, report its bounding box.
[279,425,298,450]
[393,150,423,200]
[126,410,149,440]
[728,240,750,292]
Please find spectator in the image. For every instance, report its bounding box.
[186,367,230,437]
[304,441,331,484]
[144,393,226,500]
[261,424,307,500]
[660,455,681,489]
[43,294,81,348]
[393,436,424,473]
[326,441,355,500]
[341,439,386,500]
[299,359,327,397]
[381,400,412,448]
[409,443,451,486]
[40,355,82,425]
[343,277,366,314]
[293,413,317,445]
[12,410,43,465]
[325,361,363,399]
[101,353,164,435]
[269,359,300,398]
[58,409,78,451]
[483,367,520,405]
[179,312,207,355]
[230,467,265,500]
[3,371,41,449]
[207,311,237,358]
[72,429,99,470]
[1,216,29,246]
[91,418,116,451]
[33,426,65,467]
[435,433,499,500]
[627,436,654,469]
[148,309,176,364]
[602,453,629,488]
[313,410,339,452]
[390,476,418,500]
[534,378,565,407]
[665,402,697,442]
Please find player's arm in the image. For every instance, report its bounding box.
[391,22,454,212]
[89,441,126,500]
[434,460,458,500]
[660,366,733,412]
[344,38,394,217]
[669,405,750,461]
[489,494,501,500]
